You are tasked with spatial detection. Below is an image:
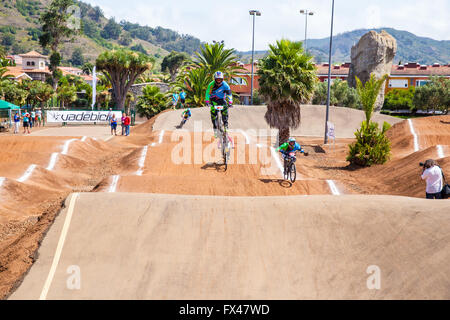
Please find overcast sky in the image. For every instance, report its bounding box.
[82,0,449,51]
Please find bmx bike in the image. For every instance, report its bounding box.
[213,104,231,171]
[179,114,189,128]
[283,152,297,183]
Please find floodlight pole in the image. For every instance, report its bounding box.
[249,10,261,105]
[300,10,314,52]
[324,0,335,144]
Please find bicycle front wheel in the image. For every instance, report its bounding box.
[284,161,290,181]
[289,162,296,183]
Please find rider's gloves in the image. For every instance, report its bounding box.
[205,100,210,106]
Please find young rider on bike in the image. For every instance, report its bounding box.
[277,138,308,162]
[182,108,191,120]
[205,71,233,138]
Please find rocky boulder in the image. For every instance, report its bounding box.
[348,30,397,111]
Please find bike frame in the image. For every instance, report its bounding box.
[212,103,231,169]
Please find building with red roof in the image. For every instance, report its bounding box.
[5,51,98,84]
[231,61,450,104]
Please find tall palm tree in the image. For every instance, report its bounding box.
[257,39,317,144]
[175,66,211,107]
[193,42,243,81]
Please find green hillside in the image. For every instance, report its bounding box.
[238,28,450,65]
[0,0,202,67]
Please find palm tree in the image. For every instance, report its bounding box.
[57,84,77,109]
[193,42,243,81]
[355,74,389,122]
[82,62,94,75]
[257,39,317,144]
[347,73,391,166]
[174,66,211,107]
[0,67,13,80]
[136,85,169,119]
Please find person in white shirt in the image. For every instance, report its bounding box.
[421,159,443,199]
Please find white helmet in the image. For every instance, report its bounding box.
[214,71,224,80]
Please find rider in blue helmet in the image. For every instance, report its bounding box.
[277,137,308,161]
[205,71,233,137]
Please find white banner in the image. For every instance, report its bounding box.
[46,110,122,123]
[326,121,335,139]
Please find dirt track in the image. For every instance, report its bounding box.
[10,193,450,300]
[1,107,449,299]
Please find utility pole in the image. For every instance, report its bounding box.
[324,0,335,144]
[249,10,261,105]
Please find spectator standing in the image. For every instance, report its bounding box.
[107,108,113,120]
[13,111,20,134]
[29,110,35,128]
[36,109,42,127]
[22,112,31,134]
[124,113,131,136]
[172,92,179,110]
[121,112,126,135]
[110,114,118,135]
[421,159,444,199]
[180,90,187,108]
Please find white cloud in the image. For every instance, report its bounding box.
[82,0,449,51]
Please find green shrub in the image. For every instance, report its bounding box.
[347,121,392,166]
[1,34,15,46]
[130,43,148,55]
[313,79,361,109]
[136,85,168,119]
[383,87,415,111]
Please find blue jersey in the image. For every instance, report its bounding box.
[277,142,305,153]
[206,81,232,102]
[180,92,186,100]
[172,93,179,103]
[183,109,191,117]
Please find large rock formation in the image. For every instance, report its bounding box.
[348,30,397,111]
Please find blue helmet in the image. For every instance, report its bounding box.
[288,137,296,143]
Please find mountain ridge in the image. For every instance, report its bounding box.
[237,27,450,65]
[0,0,202,67]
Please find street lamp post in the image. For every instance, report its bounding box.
[299,9,314,52]
[324,0,335,144]
[249,10,261,106]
